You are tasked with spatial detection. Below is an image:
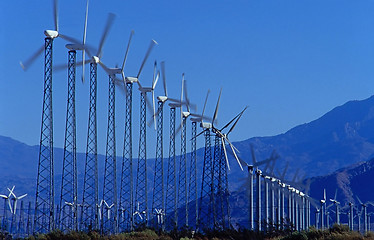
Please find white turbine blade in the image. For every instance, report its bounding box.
[225,136,243,171]
[201,90,210,121]
[18,194,27,200]
[98,61,112,76]
[54,0,59,32]
[144,93,155,119]
[13,199,18,214]
[183,78,192,112]
[324,189,326,201]
[82,0,89,83]
[137,39,158,78]
[161,61,167,97]
[20,45,44,71]
[227,106,248,135]
[8,186,15,198]
[152,90,156,130]
[0,195,7,199]
[97,13,116,58]
[221,137,230,171]
[8,199,13,214]
[152,61,157,89]
[122,30,134,72]
[212,88,222,125]
[250,144,257,164]
[59,34,83,45]
[153,71,160,90]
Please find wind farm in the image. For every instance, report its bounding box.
[3,0,374,239]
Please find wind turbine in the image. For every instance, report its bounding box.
[7,186,27,215]
[151,62,185,230]
[320,189,326,230]
[59,2,89,229]
[20,0,85,71]
[328,189,340,225]
[80,12,116,231]
[134,43,158,226]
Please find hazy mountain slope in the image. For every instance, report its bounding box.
[234,95,374,180]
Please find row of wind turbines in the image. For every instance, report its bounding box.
[19,0,248,235]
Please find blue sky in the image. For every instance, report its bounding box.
[1,0,374,156]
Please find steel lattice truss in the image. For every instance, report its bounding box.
[177,116,188,227]
[34,37,55,234]
[59,50,78,232]
[119,82,133,231]
[135,92,148,226]
[188,121,198,229]
[198,129,213,231]
[82,62,99,230]
[165,107,176,229]
[152,101,165,229]
[102,76,117,234]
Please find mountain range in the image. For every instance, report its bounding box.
[2,95,374,225]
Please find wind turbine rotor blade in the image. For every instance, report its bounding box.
[0,195,7,199]
[324,189,326,201]
[250,144,257,164]
[161,61,167,97]
[201,90,210,120]
[98,61,112,76]
[281,162,289,180]
[227,106,248,135]
[54,59,89,72]
[54,0,59,32]
[221,137,231,171]
[8,199,13,214]
[192,129,205,140]
[20,45,44,71]
[183,77,191,112]
[18,194,27,199]
[152,90,156,130]
[225,137,243,171]
[97,13,116,58]
[58,34,83,45]
[212,88,222,125]
[13,200,18,214]
[81,0,89,83]
[122,30,134,72]
[137,39,158,78]
[219,113,240,133]
[144,93,155,119]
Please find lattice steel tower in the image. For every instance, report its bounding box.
[82,62,98,230]
[177,113,189,227]
[198,128,213,230]
[152,100,165,229]
[102,75,117,233]
[119,82,134,231]
[188,120,198,229]
[59,48,78,232]
[135,92,149,226]
[165,106,177,229]
[34,37,55,234]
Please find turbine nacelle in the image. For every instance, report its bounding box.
[200,122,212,129]
[182,111,190,118]
[125,76,138,83]
[139,87,153,93]
[157,96,168,102]
[169,103,181,108]
[65,43,85,51]
[44,30,59,38]
[92,56,100,64]
[108,68,122,75]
